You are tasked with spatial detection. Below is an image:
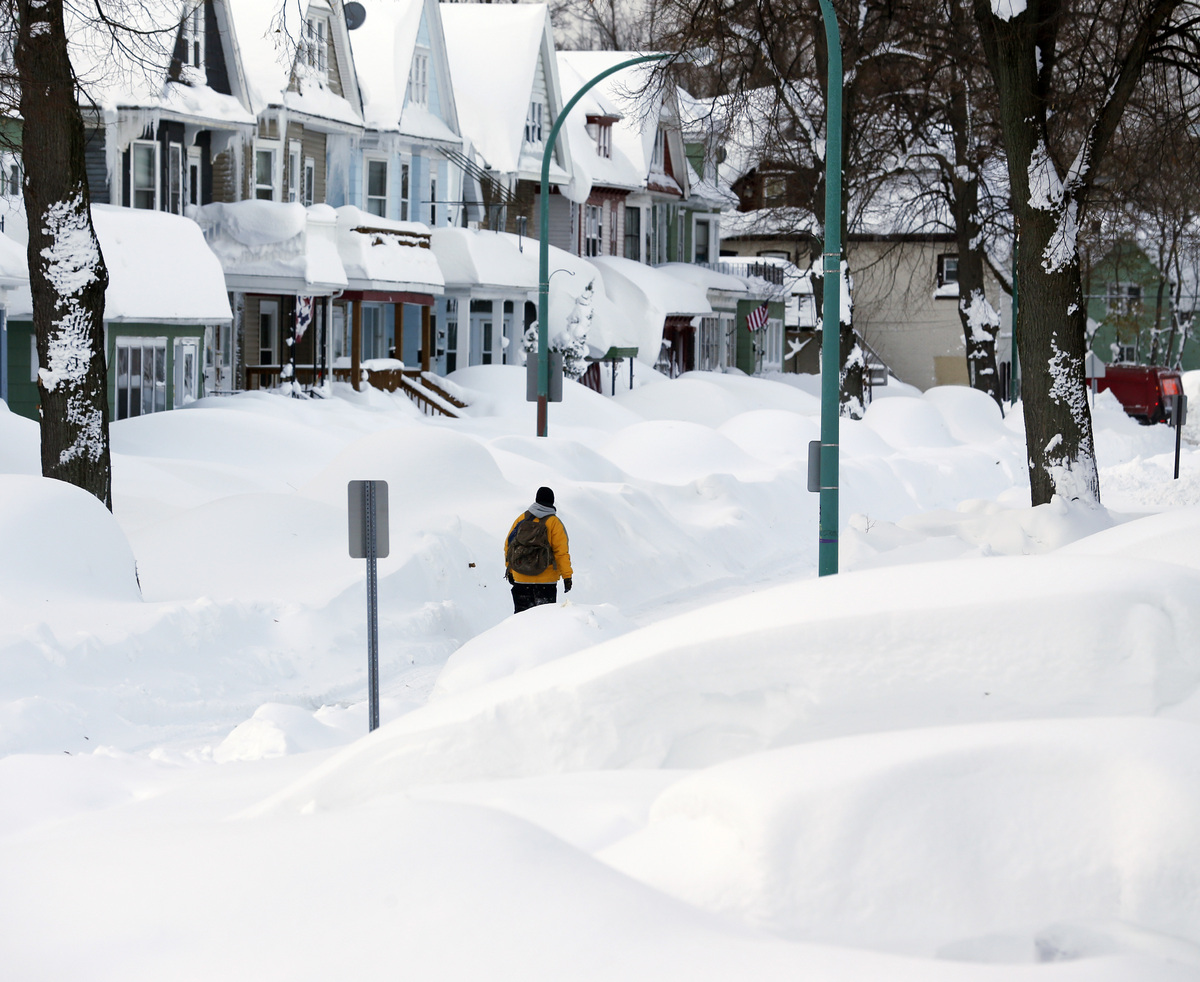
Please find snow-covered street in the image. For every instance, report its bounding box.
[3,368,1200,979]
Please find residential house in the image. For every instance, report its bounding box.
[558,55,734,374]
[5,206,231,421]
[210,0,368,390]
[441,2,579,246]
[333,0,464,377]
[1085,240,1200,370]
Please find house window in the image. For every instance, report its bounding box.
[255,143,278,200]
[1,154,21,196]
[1116,342,1137,363]
[174,337,200,407]
[585,204,602,257]
[408,50,429,108]
[445,298,458,373]
[303,16,328,76]
[130,141,159,209]
[1108,281,1142,315]
[115,337,167,419]
[695,219,711,263]
[168,142,183,214]
[365,158,388,217]
[525,101,543,145]
[259,300,279,365]
[181,2,205,71]
[624,206,640,261]
[651,128,666,171]
[762,172,787,206]
[186,146,201,207]
[587,118,612,159]
[303,157,315,206]
[938,253,959,288]
[361,303,386,359]
[287,141,301,203]
[429,175,437,226]
[699,316,720,370]
[400,162,410,220]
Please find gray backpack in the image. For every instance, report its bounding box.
[506,513,556,576]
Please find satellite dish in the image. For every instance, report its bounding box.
[344,2,366,30]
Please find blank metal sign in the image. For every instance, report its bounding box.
[347,480,390,559]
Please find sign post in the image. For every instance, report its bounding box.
[1170,393,1188,481]
[348,480,389,731]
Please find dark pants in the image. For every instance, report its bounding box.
[512,582,557,613]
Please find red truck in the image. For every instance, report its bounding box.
[1086,364,1184,424]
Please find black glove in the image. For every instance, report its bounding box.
[506,570,514,585]
[563,577,572,593]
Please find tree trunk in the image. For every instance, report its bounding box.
[15,0,112,509]
[974,1,1099,505]
[952,173,1003,407]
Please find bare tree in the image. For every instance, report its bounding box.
[655,0,930,416]
[972,0,1200,504]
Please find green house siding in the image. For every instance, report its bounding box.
[1086,243,1190,367]
[5,320,38,420]
[735,299,785,374]
[5,320,207,422]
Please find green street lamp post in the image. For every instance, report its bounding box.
[535,52,675,438]
[817,0,843,577]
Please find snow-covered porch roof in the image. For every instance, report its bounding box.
[195,201,348,296]
[336,207,444,299]
[429,227,658,361]
[590,255,711,361]
[7,206,230,325]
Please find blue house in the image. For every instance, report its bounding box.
[328,0,465,375]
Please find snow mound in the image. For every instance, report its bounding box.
[247,555,1200,812]
[214,703,360,762]
[432,603,637,699]
[0,401,39,475]
[601,420,770,485]
[600,718,1200,960]
[864,396,957,448]
[922,385,1009,443]
[0,475,140,602]
[717,410,821,463]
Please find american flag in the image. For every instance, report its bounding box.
[295,296,314,342]
[745,302,770,332]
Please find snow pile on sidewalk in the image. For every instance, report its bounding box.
[2,369,1199,980]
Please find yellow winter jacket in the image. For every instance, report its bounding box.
[504,512,573,584]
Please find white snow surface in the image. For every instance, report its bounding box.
[441,2,557,177]
[3,369,1200,980]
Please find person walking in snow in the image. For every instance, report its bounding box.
[504,486,573,613]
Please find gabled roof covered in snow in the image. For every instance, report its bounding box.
[440,3,571,185]
[556,51,689,201]
[556,54,643,195]
[63,0,256,127]
[224,0,364,127]
[349,0,461,146]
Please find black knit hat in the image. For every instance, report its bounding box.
[536,486,555,506]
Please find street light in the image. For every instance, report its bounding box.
[535,51,704,438]
[816,0,842,577]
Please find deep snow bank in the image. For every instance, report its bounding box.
[600,717,1200,961]
[249,554,1200,812]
